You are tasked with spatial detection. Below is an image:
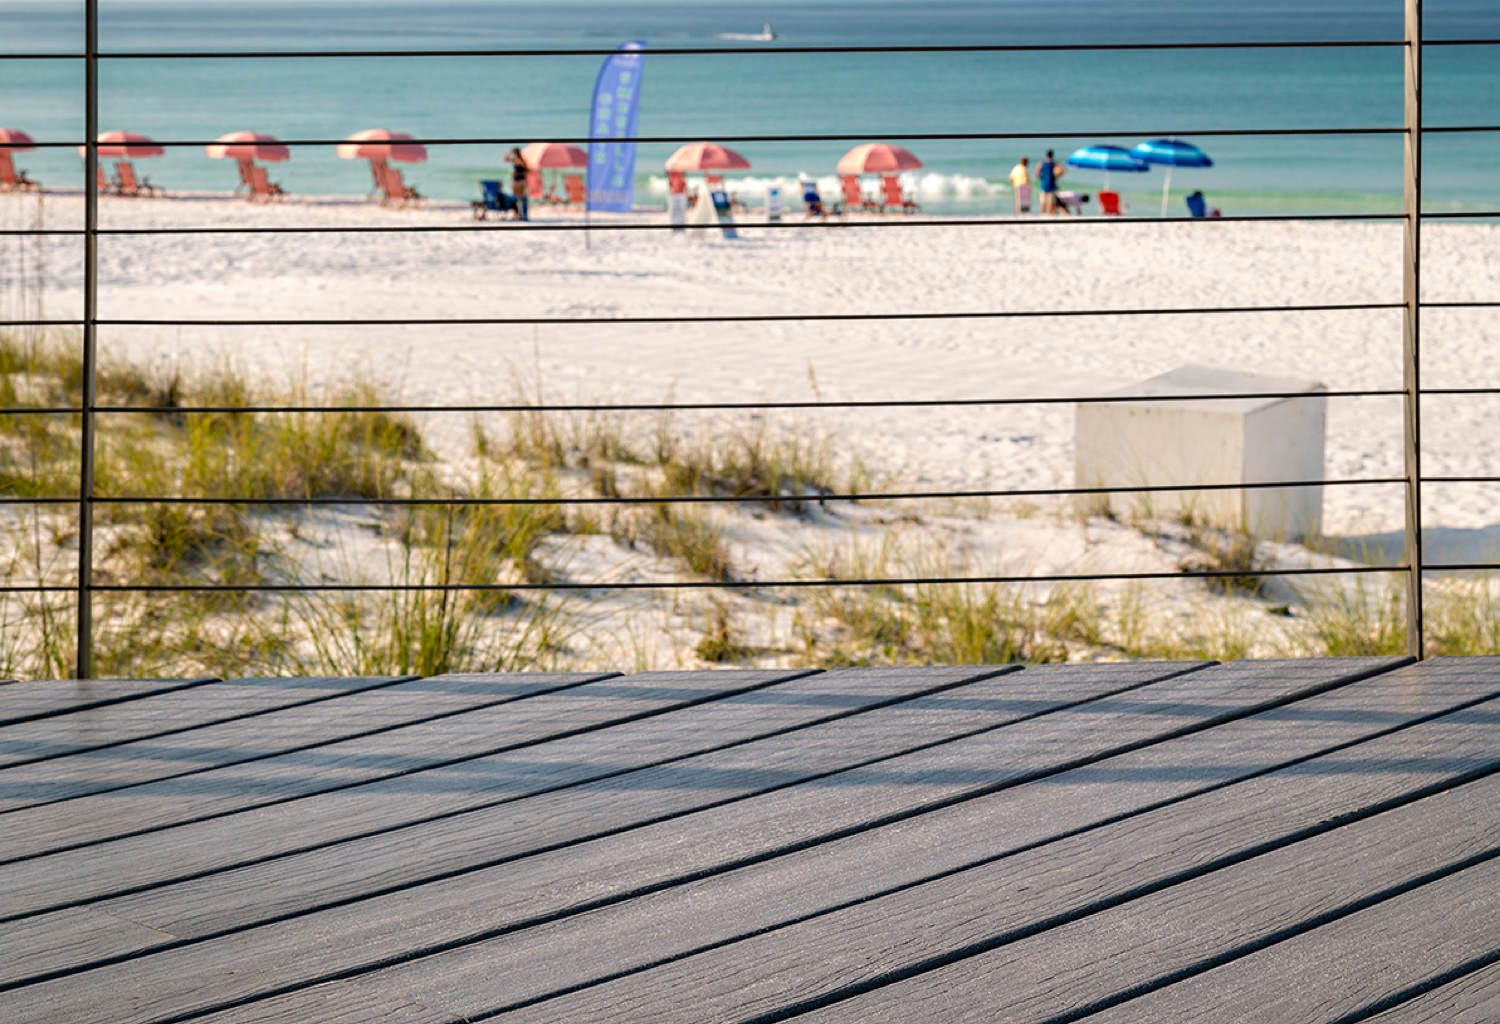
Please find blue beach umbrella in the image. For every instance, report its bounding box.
[1065,145,1149,190]
[1132,138,1213,216]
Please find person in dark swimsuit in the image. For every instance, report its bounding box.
[505,147,530,221]
[1037,148,1063,214]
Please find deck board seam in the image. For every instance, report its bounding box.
[0,675,422,774]
[0,672,621,818]
[1323,947,1500,1024]
[0,677,219,729]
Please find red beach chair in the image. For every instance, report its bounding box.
[246,165,285,202]
[0,151,38,192]
[96,165,113,195]
[564,173,586,206]
[1098,190,1125,216]
[114,161,159,197]
[840,175,870,211]
[381,165,421,206]
[527,170,545,200]
[880,175,918,214]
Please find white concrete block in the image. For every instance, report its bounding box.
[1074,364,1327,540]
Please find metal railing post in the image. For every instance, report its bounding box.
[77,0,100,678]
[1402,0,1424,658]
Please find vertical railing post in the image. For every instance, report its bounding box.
[77,0,100,678]
[1402,0,1424,658]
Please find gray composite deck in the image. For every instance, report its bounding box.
[0,657,1494,1024]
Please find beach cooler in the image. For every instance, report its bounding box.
[1074,365,1328,541]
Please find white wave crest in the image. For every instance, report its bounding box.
[644,171,1006,201]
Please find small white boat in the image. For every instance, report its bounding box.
[719,23,777,42]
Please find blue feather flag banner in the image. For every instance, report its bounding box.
[587,41,646,213]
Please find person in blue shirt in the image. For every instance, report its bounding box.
[1037,149,1064,214]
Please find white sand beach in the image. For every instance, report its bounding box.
[2,190,1497,666]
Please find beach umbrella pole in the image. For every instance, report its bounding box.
[1160,165,1173,217]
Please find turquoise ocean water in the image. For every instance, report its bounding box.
[3,0,1498,215]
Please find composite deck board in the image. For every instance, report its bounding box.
[0,664,1025,921]
[0,672,600,809]
[0,676,415,772]
[742,776,1499,1024]
[352,700,1498,1024]
[0,677,217,728]
[0,661,1391,1024]
[1360,962,1500,1023]
[1078,855,1500,1024]
[0,669,806,862]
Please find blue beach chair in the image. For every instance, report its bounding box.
[472,179,519,220]
[1186,191,1220,218]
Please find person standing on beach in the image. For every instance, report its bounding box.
[1009,156,1032,214]
[1037,149,1063,214]
[505,147,530,221]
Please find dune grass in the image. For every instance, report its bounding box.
[2,334,1496,677]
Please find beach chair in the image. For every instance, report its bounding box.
[246,165,285,202]
[1186,191,1220,218]
[381,165,421,206]
[1098,190,1125,216]
[114,161,159,198]
[0,152,39,192]
[471,179,519,220]
[881,175,919,214]
[563,173,586,206]
[95,165,114,196]
[840,175,870,211]
[527,170,546,202]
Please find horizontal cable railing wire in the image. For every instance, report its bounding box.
[81,302,1414,328]
[0,563,1412,598]
[0,39,1413,61]
[78,477,1413,508]
[13,211,1500,242]
[0,476,1410,511]
[0,304,1412,331]
[0,213,1423,239]
[10,126,1415,148]
[72,564,1419,595]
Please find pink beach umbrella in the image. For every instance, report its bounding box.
[206,131,291,192]
[205,131,291,163]
[337,129,428,196]
[520,141,588,169]
[835,142,923,175]
[79,130,167,159]
[664,142,752,173]
[0,128,38,189]
[79,131,166,195]
[337,128,428,164]
[0,128,37,152]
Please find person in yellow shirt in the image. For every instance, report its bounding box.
[1009,156,1031,214]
